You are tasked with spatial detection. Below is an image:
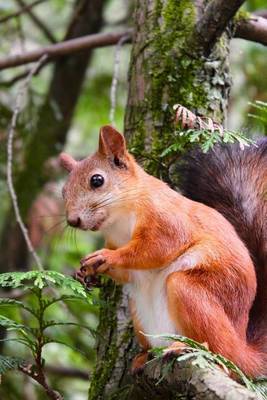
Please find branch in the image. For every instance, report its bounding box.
[235,15,267,46]
[0,29,133,70]
[14,0,56,43]
[130,357,258,400]
[19,363,63,400]
[0,0,47,24]
[196,0,246,55]
[254,9,267,19]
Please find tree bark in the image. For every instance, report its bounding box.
[89,1,256,399]
[0,0,106,272]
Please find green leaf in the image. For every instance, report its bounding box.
[0,271,92,301]
[0,338,34,350]
[0,298,38,318]
[43,338,91,360]
[0,355,24,374]
[43,320,96,336]
[0,316,37,344]
[42,294,91,309]
[0,315,29,332]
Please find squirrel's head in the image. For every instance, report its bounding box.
[59,125,138,231]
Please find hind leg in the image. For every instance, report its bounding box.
[130,305,150,374]
[165,271,260,377]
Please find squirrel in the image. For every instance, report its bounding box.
[59,125,267,378]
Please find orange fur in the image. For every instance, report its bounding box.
[60,125,267,378]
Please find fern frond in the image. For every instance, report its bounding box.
[0,355,24,374]
[146,333,267,399]
[0,271,91,300]
[0,298,38,317]
[171,104,255,154]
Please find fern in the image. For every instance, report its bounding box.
[248,100,267,125]
[146,334,267,399]
[161,128,254,158]
[0,269,96,398]
[0,355,24,374]
[0,270,91,299]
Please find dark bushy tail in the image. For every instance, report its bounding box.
[178,138,267,341]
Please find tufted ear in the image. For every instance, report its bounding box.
[98,125,127,161]
[59,152,77,172]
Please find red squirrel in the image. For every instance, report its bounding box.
[59,125,267,378]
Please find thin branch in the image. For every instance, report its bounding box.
[19,363,63,400]
[0,71,31,87]
[14,0,56,43]
[6,56,47,271]
[0,0,48,24]
[235,15,267,46]
[196,0,246,56]
[0,29,133,70]
[254,9,267,19]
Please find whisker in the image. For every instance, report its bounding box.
[91,189,148,212]
[52,223,68,249]
[35,213,65,218]
[43,220,66,235]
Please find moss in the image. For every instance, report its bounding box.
[125,0,231,177]
[88,280,121,400]
[234,9,251,23]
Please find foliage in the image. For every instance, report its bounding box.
[248,101,267,126]
[160,128,254,157]
[0,270,97,399]
[148,334,267,399]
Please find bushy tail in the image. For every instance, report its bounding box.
[178,138,267,342]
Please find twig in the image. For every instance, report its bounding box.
[19,363,63,400]
[6,55,47,271]
[254,9,267,19]
[235,14,267,46]
[0,0,48,24]
[109,33,131,125]
[15,0,56,43]
[196,0,246,56]
[0,29,133,70]
[0,71,31,87]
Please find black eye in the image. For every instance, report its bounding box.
[90,174,104,189]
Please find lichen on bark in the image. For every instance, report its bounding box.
[125,0,231,177]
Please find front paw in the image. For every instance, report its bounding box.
[80,249,112,277]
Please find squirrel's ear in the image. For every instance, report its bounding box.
[98,125,126,159]
[59,153,77,172]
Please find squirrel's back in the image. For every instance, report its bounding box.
[178,138,267,342]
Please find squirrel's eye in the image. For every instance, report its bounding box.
[90,174,104,189]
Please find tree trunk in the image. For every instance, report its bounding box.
[88,1,255,399]
[0,0,106,272]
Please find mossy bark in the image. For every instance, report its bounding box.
[125,0,231,179]
[89,1,235,400]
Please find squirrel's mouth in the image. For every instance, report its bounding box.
[90,217,106,231]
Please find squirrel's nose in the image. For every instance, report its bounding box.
[67,214,81,228]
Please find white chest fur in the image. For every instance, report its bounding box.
[101,211,136,248]
[102,210,183,348]
[128,265,180,348]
